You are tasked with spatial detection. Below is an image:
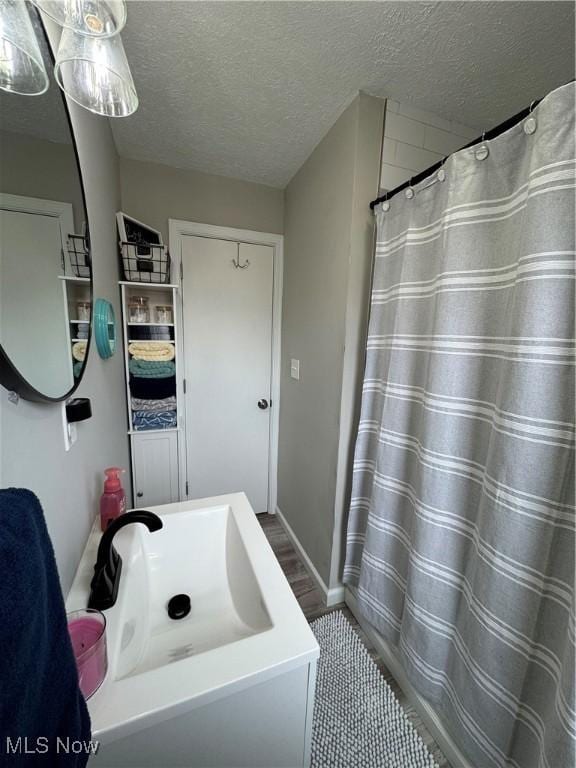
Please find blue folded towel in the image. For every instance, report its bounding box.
[132,409,177,431]
[0,489,91,765]
[128,359,176,378]
[129,374,176,400]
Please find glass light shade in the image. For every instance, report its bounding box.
[31,0,126,38]
[0,0,49,95]
[54,26,137,117]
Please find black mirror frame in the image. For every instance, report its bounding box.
[0,5,93,403]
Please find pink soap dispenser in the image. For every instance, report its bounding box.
[100,467,126,531]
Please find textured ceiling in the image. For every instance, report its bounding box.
[0,11,71,145]
[12,1,571,189]
[113,0,575,187]
[0,69,72,145]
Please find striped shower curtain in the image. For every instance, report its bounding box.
[343,82,575,768]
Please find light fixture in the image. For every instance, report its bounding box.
[0,0,138,117]
[30,0,126,38]
[54,25,137,116]
[0,0,49,95]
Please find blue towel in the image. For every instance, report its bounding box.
[129,374,176,400]
[132,409,177,431]
[0,489,91,765]
[128,359,175,379]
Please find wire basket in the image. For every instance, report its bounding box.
[120,241,170,284]
[67,234,91,278]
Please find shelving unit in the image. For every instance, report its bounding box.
[119,280,181,507]
[59,275,91,380]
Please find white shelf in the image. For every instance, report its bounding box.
[127,322,174,327]
[128,428,180,435]
[119,281,178,289]
[71,338,88,342]
[59,275,90,283]
[120,278,183,503]
[70,319,90,324]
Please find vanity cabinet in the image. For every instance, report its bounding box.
[132,431,179,507]
[89,662,316,767]
[69,494,319,768]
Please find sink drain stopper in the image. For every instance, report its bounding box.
[167,594,191,620]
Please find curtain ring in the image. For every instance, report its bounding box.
[524,101,538,135]
[475,130,489,161]
[437,156,447,182]
[405,184,414,200]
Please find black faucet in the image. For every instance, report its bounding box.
[88,511,163,611]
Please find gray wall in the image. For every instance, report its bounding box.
[0,20,130,595]
[119,157,284,242]
[0,129,85,232]
[331,94,386,587]
[278,93,384,587]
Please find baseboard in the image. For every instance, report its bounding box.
[275,506,345,608]
[325,583,345,606]
[345,587,474,768]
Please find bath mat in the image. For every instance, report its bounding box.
[310,611,438,768]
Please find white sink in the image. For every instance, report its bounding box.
[66,493,319,763]
[115,503,272,679]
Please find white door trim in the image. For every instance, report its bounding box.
[169,219,283,515]
[0,193,74,256]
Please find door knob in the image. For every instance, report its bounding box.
[137,491,143,498]
[257,399,269,410]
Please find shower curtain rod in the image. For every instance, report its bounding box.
[369,96,545,210]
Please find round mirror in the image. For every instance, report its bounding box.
[0,4,92,402]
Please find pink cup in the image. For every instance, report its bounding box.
[67,609,108,700]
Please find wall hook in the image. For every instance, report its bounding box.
[232,245,250,269]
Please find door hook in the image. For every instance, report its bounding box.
[232,255,250,269]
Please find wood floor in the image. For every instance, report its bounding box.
[258,513,451,768]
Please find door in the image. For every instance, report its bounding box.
[0,208,73,396]
[181,236,274,513]
[132,432,179,508]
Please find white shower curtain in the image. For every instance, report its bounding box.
[344,82,575,768]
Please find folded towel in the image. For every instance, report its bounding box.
[129,374,176,400]
[73,361,83,378]
[128,342,175,361]
[131,396,177,412]
[72,341,87,362]
[0,489,91,765]
[132,410,177,431]
[127,326,172,341]
[129,359,176,378]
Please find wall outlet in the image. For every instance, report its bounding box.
[290,359,300,380]
[61,401,78,452]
